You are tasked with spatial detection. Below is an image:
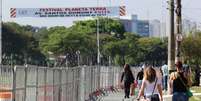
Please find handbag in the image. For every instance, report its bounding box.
[178,73,193,97]
[186,89,193,97]
[150,78,159,101]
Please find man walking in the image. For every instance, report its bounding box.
[162,63,168,91]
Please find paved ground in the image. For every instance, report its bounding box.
[100,91,136,101]
[100,90,201,101]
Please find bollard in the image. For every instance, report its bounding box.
[0,92,12,101]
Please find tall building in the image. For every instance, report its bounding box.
[137,20,149,37]
[120,15,150,37]
[149,20,161,37]
[120,19,132,33]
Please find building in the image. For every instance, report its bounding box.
[119,15,169,38]
[149,20,161,37]
[137,20,149,37]
[120,15,149,37]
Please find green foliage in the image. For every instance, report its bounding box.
[137,37,167,65]
[3,18,170,66]
[2,22,45,65]
[181,32,201,65]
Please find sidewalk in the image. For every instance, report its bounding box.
[100,91,136,101]
[100,90,201,101]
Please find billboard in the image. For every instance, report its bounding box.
[10,6,126,18]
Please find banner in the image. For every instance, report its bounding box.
[10,6,126,18]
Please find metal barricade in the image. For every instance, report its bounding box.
[0,65,125,101]
[0,65,13,101]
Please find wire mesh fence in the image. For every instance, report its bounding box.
[0,65,141,101]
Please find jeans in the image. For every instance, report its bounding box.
[172,92,188,101]
[163,75,168,90]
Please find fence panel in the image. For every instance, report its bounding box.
[15,66,26,101]
[0,65,13,91]
[37,68,45,101]
[0,65,13,101]
[1,65,125,101]
[26,66,37,101]
[61,69,67,101]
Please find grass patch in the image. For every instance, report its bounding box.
[191,86,201,93]
[190,96,201,101]
[190,86,201,101]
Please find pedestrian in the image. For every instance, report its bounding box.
[136,68,144,89]
[137,66,163,101]
[121,64,135,99]
[169,61,191,101]
[195,64,200,86]
[161,63,168,91]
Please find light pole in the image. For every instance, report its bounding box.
[96,0,101,90]
[0,0,2,64]
[96,0,100,65]
[97,18,100,65]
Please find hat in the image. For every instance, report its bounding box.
[175,61,182,68]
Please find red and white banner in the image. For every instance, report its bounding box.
[10,6,126,18]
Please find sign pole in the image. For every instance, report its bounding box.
[0,0,2,64]
[175,0,182,62]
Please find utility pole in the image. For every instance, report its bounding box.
[168,0,175,72]
[0,0,2,64]
[175,0,182,62]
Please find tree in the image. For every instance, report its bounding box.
[2,22,45,65]
[137,37,167,66]
[181,32,201,65]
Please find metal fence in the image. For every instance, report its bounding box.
[1,65,135,101]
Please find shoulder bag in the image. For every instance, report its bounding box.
[150,78,159,101]
[177,73,193,98]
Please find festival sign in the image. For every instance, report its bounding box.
[10,6,126,18]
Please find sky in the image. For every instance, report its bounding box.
[2,0,201,28]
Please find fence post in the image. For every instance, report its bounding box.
[72,69,75,101]
[65,69,68,101]
[53,69,55,101]
[36,66,38,101]
[79,67,84,101]
[58,69,62,101]
[12,66,16,101]
[44,68,47,101]
[90,67,93,93]
[75,67,80,101]
[24,65,28,101]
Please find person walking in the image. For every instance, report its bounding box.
[169,61,191,101]
[121,64,135,99]
[136,68,144,89]
[137,66,163,101]
[161,63,168,91]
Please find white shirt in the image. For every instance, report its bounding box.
[143,78,161,96]
[162,64,168,76]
